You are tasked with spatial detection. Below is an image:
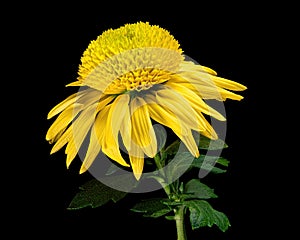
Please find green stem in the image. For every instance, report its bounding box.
[153,152,187,240]
[174,205,187,240]
[154,154,164,174]
[154,154,171,195]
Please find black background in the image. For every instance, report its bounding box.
[10,3,282,239]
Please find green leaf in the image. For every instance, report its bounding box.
[131,198,173,218]
[164,135,228,155]
[192,155,228,174]
[184,200,231,232]
[67,178,127,210]
[184,179,218,199]
[164,139,180,155]
[212,209,231,232]
[199,135,228,150]
[216,157,230,167]
[165,152,195,182]
[165,215,175,221]
[165,153,228,182]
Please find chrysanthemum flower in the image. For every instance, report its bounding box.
[46,22,246,180]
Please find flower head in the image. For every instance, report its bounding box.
[46,22,246,180]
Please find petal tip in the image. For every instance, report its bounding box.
[133,172,142,180]
[79,166,87,174]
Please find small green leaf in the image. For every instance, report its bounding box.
[145,208,173,218]
[184,179,218,199]
[67,179,128,210]
[199,135,228,150]
[165,215,175,221]
[165,152,196,182]
[217,157,230,167]
[179,182,184,193]
[145,158,154,165]
[199,163,227,174]
[131,198,173,218]
[164,139,180,155]
[192,155,228,174]
[184,200,231,232]
[166,153,228,181]
[212,209,231,232]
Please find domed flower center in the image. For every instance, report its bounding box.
[77,22,184,94]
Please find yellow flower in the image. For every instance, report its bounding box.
[46,22,246,180]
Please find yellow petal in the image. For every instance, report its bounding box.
[164,83,218,139]
[96,95,115,112]
[146,97,188,136]
[174,71,226,100]
[196,113,218,140]
[47,92,79,119]
[79,124,102,174]
[66,103,99,168]
[178,61,247,101]
[66,81,83,87]
[180,129,200,157]
[165,82,226,121]
[47,88,99,119]
[200,66,217,76]
[50,126,72,154]
[217,87,245,101]
[94,105,111,143]
[66,137,77,168]
[173,73,242,101]
[180,61,217,75]
[170,79,224,101]
[211,75,247,91]
[173,71,216,88]
[79,105,113,174]
[155,88,201,131]
[130,97,157,158]
[76,88,103,107]
[101,101,130,167]
[46,103,82,141]
[120,103,132,151]
[80,105,112,173]
[48,127,66,144]
[145,94,199,157]
[129,145,144,180]
[108,94,130,148]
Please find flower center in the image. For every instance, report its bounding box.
[105,68,172,93]
[77,22,184,94]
